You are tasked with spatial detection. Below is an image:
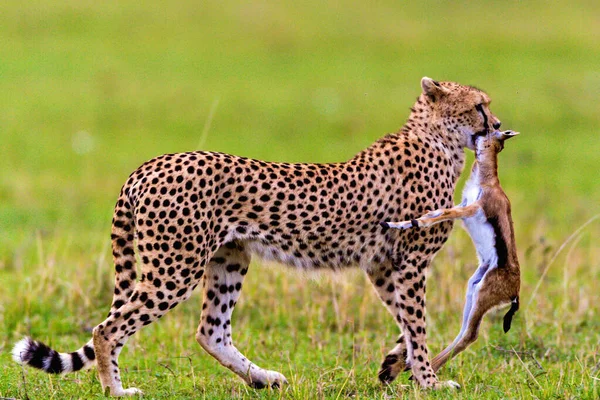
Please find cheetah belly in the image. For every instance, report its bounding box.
[462,209,498,268]
[246,240,319,269]
[244,238,356,270]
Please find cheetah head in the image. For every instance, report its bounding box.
[420,77,502,151]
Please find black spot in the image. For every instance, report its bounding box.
[113,300,124,309]
[226,264,240,272]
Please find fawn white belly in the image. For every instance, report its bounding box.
[461,178,481,206]
[463,208,498,267]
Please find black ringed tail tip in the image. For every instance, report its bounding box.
[379,221,390,229]
[12,337,95,374]
[13,338,64,374]
[410,219,419,228]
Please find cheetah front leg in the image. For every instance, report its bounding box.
[375,257,459,390]
[195,241,287,389]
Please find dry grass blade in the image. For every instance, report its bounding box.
[196,98,220,150]
[526,213,600,311]
[511,346,542,389]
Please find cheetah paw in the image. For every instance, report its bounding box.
[249,370,288,389]
[378,353,408,384]
[111,387,143,397]
[433,380,460,390]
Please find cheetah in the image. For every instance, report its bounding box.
[13,77,504,396]
[382,128,521,372]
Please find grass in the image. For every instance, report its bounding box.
[1,0,599,398]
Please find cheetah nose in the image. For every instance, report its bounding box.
[493,121,501,130]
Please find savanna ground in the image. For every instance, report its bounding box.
[1,1,599,399]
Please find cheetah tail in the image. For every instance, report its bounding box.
[12,337,95,374]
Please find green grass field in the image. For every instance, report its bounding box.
[1,1,599,398]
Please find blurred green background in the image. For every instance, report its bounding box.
[1,0,598,243]
[1,1,599,398]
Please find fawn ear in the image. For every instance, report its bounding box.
[421,77,450,102]
[499,130,520,141]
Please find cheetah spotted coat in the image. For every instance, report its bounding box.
[13,77,502,395]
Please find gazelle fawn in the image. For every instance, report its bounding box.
[382,129,521,372]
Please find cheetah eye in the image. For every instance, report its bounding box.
[474,103,490,133]
[475,104,486,119]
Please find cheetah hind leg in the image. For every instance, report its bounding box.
[93,279,195,396]
[195,241,287,389]
[366,264,411,384]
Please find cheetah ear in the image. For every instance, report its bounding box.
[421,77,450,102]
